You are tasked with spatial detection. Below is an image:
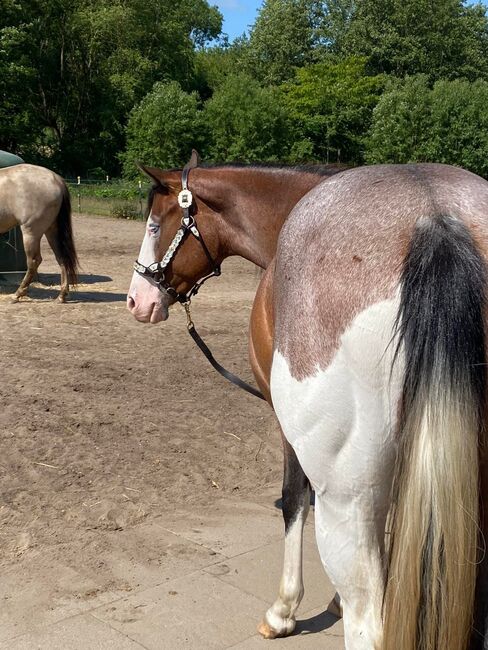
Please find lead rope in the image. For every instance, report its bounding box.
[183,302,266,401]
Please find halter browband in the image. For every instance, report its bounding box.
[133,163,221,304]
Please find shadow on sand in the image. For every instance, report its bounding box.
[0,273,127,303]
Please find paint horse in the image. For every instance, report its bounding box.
[0,164,78,301]
[128,160,488,650]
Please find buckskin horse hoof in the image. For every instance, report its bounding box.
[257,617,295,639]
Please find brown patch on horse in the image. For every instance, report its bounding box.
[274,163,488,379]
[249,261,276,402]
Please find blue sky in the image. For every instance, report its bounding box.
[214,0,263,40]
[214,1,487,41]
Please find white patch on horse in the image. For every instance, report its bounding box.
[270,296,404,649]
[127,212,169,322]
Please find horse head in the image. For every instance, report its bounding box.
[127,152,224,323]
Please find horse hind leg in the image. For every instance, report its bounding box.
[258,436,311,639]
[13,229,42,301]
[45,224,69,302]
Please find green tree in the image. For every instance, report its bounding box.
[0,0,39,154]
[0,0,222,174]
[122,81,204,178]
[245,0,327,84]
[365,76,488,178]
[283,56,384,163]
[202,73,291,162]
[193,37,250,99]
[341,0,488,81]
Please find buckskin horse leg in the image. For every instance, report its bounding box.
[13,228,42,301]
[45,225,69,302]
[258,435,311,638]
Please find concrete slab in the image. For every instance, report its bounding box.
[92,571,269,649]
[203,538,334,616]
[0,560,119,642]
[3,613,145,650]
[75,523,226,595]
[154,498,283,558]
[230,630,344,649]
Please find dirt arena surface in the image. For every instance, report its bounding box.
[0,217,282,606]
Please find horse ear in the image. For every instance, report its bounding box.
[137,163,164,184]
[189,149,200,168]
[137,163,180,193]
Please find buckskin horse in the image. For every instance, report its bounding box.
[128,156,488,650]
[0,163,78,301]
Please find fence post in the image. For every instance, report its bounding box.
[77,176,81,213]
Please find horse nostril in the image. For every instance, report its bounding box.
[127,296,136,311]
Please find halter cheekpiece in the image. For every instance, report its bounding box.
[133,158,221,304]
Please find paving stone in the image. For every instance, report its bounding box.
[3,613,145,650]
[204,538,335,616]
[154,498,283,558]
[76,523,226,595]
[229,630,344,650]
[0,560,119,642]
[92,570,270,649]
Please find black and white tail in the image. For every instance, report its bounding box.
[383,214,487,650]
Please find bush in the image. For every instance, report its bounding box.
[366,76,488,178]
[202,73,291,161]
[121,81,205,178]
[110,203,142,220]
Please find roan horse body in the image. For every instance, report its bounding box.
[0,164,78,301]
[128,161,488,649]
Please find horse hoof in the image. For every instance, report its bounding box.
[258,620,280,639]
[57,294,67,303]
[327,593,343,618]
[257,616,295,639]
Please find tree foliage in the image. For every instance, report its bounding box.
[122,81,204,178]
[202,73,291,162]
[3,0,488,178]
[283,56,384,162]
[340,0,488,80]
[244,0,326,84]
[0,0,221,174]
[366,75,488,178]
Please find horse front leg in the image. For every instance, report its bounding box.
[13,229,42,301]
[258,435,311,639]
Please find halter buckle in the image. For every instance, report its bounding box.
[178,189,193,209]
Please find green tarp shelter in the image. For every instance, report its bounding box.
[0,150,27,284]
[0,150,24,168]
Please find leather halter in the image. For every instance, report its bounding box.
[133,154,265,401]
[133,159,221,304]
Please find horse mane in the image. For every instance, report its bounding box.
[145,162,348,216]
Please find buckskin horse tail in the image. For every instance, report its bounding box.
[382,214,486,650]
[55,180,78,285]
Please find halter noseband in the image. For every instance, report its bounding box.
[133,162,221,304]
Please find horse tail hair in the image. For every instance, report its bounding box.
[382,214,486,650]
[55,180,78,285]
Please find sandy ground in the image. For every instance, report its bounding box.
[0,214,282,593]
